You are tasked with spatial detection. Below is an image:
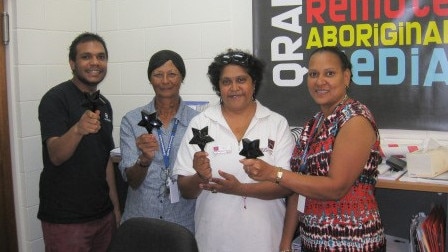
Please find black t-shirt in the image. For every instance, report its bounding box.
[37,80,114,223]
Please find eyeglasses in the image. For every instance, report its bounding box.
[217,52,250,65]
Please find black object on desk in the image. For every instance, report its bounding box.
[386,156,407,172]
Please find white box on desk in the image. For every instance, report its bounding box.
[406,147,448,178]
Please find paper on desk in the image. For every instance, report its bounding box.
[380,143,419,158]
[406,138,448,178]
[422,137,441,151]
[377,163,407,181]
[378,169,407,181]
[399,171,448,185]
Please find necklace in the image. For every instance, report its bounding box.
[339,94,349,108]
[322,94,349,117]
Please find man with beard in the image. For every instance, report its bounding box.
[38,32,120,252]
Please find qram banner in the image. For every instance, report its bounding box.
[253,0,448,131]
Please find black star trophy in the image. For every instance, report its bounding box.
[239,138,264,159]
[81,90,106,111]
[189,126,214,151]
[137,110,163,134]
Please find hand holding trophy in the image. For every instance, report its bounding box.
[189,126,214,183]
[189,126,214,151]
[137,110,163,133]
[239,138,264,159]
[81,90,106,111]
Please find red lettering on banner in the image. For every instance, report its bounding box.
[329,1,347,22]
[351,0,371,21]
[307,0,448,24]
[414,0,448,17]
[384,0,406,19]
[307,0,325,23]
[413,0,430,17]
[434,0,448,16]
[375,0,381,19]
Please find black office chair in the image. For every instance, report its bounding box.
[107,217,199,252]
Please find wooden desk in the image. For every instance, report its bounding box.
[376,179,448,193]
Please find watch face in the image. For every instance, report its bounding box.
[275,168,283,184]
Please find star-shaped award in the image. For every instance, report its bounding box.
[189,126,214,151]
[81,90,106,111]
[137,110,163,134]
[239,138,264,159]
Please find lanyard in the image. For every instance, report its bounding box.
[156,119,179,170]
[299,96,349,173]
[299,113,323,173]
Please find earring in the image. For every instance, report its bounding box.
[252,86,256,101]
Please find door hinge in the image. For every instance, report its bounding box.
[1,12,9,45]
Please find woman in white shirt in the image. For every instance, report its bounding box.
[173,49,295,252]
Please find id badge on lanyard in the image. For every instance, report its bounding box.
[157,120,180,203]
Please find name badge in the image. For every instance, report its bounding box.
[212,145,231,154]
[297,194,306,213]
[168,177,179,203]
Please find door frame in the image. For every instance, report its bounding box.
[0,0,19,250]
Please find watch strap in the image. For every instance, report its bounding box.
[137,157,150,168]
[275,167,283,184]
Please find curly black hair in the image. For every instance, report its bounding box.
[207,49,265,98]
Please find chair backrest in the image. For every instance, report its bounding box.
[107,217,199,252]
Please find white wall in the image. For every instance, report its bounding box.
[6,0,252,251]
[95,0,253,143]
[8,1,447,251]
